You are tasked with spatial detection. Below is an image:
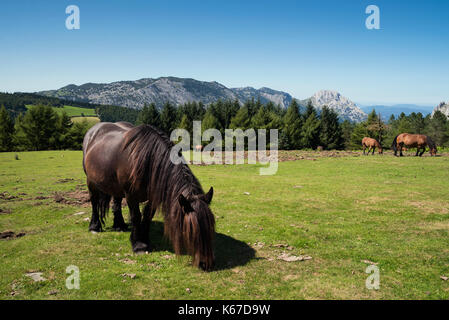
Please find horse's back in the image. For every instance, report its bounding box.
[83,122,134,194]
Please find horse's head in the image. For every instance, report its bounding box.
[378,146,383,154]
[430,146,438,156]
[178,187,215,271]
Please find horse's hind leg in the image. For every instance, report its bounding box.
[126,196,148,253]
[112,197,127,231]
[88,185,102,232]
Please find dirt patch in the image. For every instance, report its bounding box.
[0,230,25,240]
[55,178,75,184]
[0,192,18,201]
[34,196,49,200]
[0,208,12,214]
[54,189,90,207]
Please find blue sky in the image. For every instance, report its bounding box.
[0,0,448,105]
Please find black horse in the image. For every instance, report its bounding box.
[82,122,215,270]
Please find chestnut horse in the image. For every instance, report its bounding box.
[83,122,215,270]
[362,137,383,155]
[391,133,437,157]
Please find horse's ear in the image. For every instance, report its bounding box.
[204,187,213,204]
[178,194,193,212]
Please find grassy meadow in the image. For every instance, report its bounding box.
[0,150,448,299]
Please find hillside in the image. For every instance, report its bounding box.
[38,77,293,110]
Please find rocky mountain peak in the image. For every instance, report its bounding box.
[309,90,367,122]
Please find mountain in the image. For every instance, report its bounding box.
[300,90,367,122]
[38,77,292,109]
[231,87,292,109]
[432,101,449,117]
[38,78,372,122]
[360,104,434,119]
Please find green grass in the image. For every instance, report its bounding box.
[26,105,97,118]
[71,116,100,125]
[1,151,449,299]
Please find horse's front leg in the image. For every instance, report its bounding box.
[372,147,375,155]
[363,145,366,155]
[141,203,156,248]
[112,197,127,231]
[415,148,420,156]
[419,148,425,157]
[126,196,148,253]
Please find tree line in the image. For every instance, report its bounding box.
[1,98,448,152]
[0,105,92,151]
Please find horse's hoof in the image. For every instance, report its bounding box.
[112,224,128,232]
[132,242,149,253]
[89,224,102,233]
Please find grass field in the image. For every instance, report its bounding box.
[71,116,100,125]
[26,105,97,118]
[1,151,448,299]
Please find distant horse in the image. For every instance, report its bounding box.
[195,145,203,152]
[362,137,383,155]
[83,122,215,270]
[391,133,437,157]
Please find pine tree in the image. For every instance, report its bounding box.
[19,105,59,150]
[282,100,302,150]
[319,106,343,150]
[251,106,271,129]
[160,102,177,135]
[137,103,161,128]
[300,103,320,149]
[0,105,14,151]
[230,107,251,130]
[340,120,355,150]
[426,111,448,146]
[57,111,73,149]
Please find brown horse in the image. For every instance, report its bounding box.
[362,137,383,155]
[83,122,215,270]
[391,133,437,157]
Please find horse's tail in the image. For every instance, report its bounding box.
[94,192,111,226]
[391,135,399,152]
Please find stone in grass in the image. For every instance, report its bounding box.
[441,276,448,281]
[243,192,250,195]
[73,211,85,216]
[121,273,136,279]
[26,272,46,282]
[277,253,312,262]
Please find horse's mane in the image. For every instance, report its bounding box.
[121,125,213,261]
[122,124,204,205]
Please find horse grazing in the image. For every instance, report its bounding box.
[391,133,437,157]
[362,137,383,155]
[82,122,215,270]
